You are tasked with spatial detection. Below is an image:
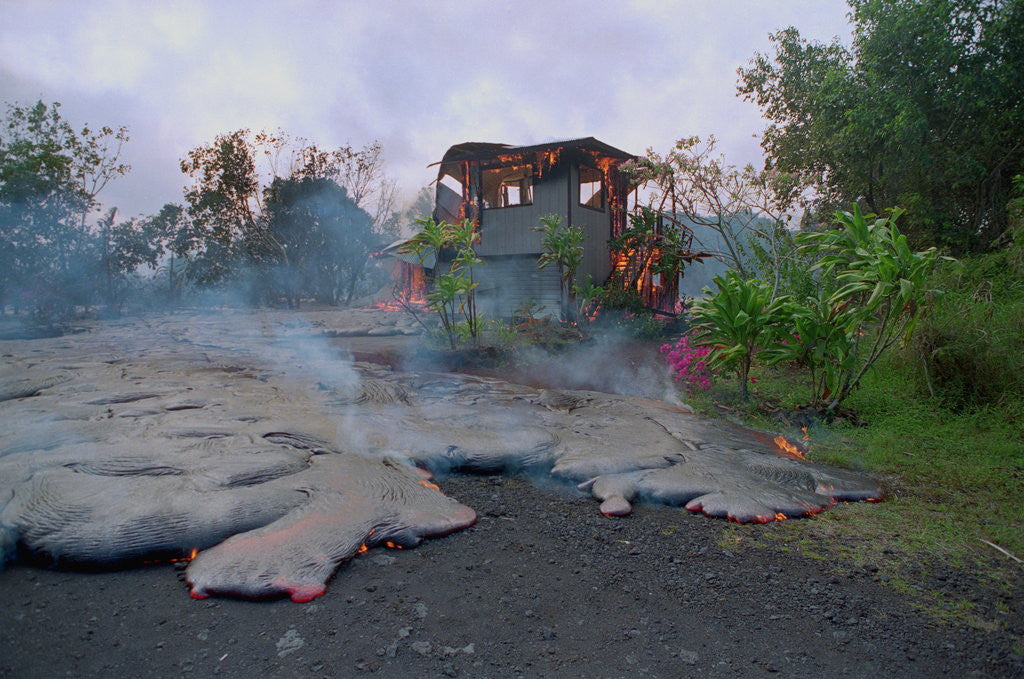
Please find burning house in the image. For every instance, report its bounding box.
[426,137,682,318]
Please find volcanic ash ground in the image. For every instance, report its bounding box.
[0,309,881,601]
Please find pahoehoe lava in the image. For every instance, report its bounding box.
[0,309,882,601]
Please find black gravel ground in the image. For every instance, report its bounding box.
[2,471,1020,679]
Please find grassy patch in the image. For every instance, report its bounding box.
[681,351,1023,634]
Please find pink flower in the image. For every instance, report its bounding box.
[662,332,715,390]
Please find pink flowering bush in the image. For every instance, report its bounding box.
[660,333,715,390]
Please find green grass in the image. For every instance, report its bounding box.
[682,352,1023,634]
[677,228,1024,642]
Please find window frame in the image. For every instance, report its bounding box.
[481,164,534,210]
[578,164,604,212]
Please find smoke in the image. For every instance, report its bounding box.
[512,325,681,403]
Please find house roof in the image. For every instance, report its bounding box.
[373,238,435,268]
[434,137,635,166]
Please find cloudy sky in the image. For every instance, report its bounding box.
[1,1,853,218]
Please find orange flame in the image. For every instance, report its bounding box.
[374,262,428,311]
[356,528,375,553]
[773,435,807,460]
[165,547,199,564]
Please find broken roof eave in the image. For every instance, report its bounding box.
[430,137,636,168]
[374,239,436,269]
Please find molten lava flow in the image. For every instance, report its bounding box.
[384,541,404,550]
[357,529,376,553]
[417,479,441,492]
[773,435,807,460]
[166,547,199,564]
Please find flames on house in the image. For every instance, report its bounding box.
[375,137,705,320]
[372,245,430,311]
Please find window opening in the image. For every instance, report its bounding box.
[579,165,603,210]
[436,169,465,222]
[482,165,533,208]
[439,172,463,195]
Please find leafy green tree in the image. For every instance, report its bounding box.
[0,100,129,314]
[180,131,395,298]
[738,0,1024,252]
[533,214,583,322]
[95,207,163,311]
[144,203,198,302]
[262,177,375,307]
[179,130,261,285]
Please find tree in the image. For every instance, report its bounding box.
[179,131,395,300]
[262,177,375,306]
[763,205,953,412]
[738,0,1024,252]
[289,138,397,239]
[144,203,197,301]
[399,218,482,349]
[0,100,130,314]
[179,130,261,285]
[96,208,162,310]
[622,136,800,299]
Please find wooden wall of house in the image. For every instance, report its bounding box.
[567,163,615,287]
[475,254,562,319]
[475,164,615,287]
[476,166,570,256]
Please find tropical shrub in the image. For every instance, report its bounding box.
[905,201,1024,407]
[763,205,953,412]
[689,271,789,399]
[399,217,483,349]
[534,214,583,322]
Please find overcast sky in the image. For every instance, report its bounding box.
[0,1,853,218]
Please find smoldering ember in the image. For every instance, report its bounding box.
[0,308,881,603]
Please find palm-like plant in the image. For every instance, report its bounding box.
[689,271,789,399]
[399,217,482,349]
[780,205,953,411]
[534,215,584,322]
